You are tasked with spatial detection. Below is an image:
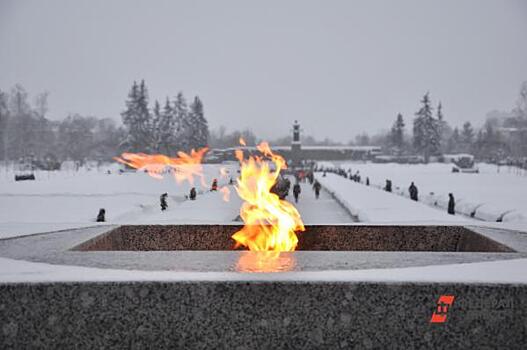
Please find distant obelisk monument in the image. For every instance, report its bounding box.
[291,120,302,167]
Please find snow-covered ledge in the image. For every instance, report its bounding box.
[1,223,526,348]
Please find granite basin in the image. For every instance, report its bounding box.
[72,224,514,252]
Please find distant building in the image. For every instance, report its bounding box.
[210,120,381,163]
[291,120,302,167]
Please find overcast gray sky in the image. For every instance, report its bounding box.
[1,0,527,142]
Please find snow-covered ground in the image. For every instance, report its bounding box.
[1,162,527,283]
[317,173,469,223]
[0,163,353,239]
[3,161,526,239]
[319,161,527,223]
[0,163,241,238]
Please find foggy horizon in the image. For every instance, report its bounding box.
[1,0,527,142]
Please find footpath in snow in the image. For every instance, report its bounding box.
[317,173,469,223]
[285,178,355,224]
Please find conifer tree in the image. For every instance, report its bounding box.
[151,100,162,152]
[436,101,451,153]
[413,92,441,162]
[159,98,176,154]
[173,92,189,151]
[447,127,461,153]
[461,121,474,153]
[120,80,152,152]
[390,113,405,153]
[189,96,209,149]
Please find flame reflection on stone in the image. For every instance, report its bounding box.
[235,251,296,273]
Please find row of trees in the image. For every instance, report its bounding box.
[0,85,123,164]
[367,82,527,163]
[120,80,209,153]
[2,80,526,165]
[0,81,211,165]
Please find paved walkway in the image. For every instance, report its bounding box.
[286,178,356,224]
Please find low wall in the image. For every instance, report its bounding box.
[73,225,512,252]
[0,281,525,349]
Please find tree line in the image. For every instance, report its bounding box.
[356,81,527,163]
[120,80,208,153]
[0,85,123,165]
[2,80,526,166]
[0,81,211,166]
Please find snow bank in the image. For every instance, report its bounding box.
[317,173,469,223]
[324,162,527,223]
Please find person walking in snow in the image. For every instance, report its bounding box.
[313,180,321,199]
[211,178,218,191]
[293,182,301,203]
[307,171,314,185]
[448,193,456,215]
[366,177,370,186]
[189,187,197,200]
[299,170,306,183]
[160,193,168,211]
[96,208,106,222]
[384,179,392,192]
[409,182,418,201]
[283,177,291,198]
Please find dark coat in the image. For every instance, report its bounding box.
[293,184,301,195]
[189,188,197,200]
[160,194,168,210]
[448,194,455,215]
[409,184,418,201]
[96,209,106,222]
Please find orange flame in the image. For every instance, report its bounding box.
[220,186,231,202]
[114,148,208,186]
[232,142,304,252]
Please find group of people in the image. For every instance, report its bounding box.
[291,178,322,203]
[408,182,455,215]
[388,180,455,215]
[269,169,322,204]
[405,181,455,215]
[318,165,457,216]
[95,164,458,222]
[269,175,303,203]
[319,166,370,186]
[270,176,291,200]
[154,178,216,216]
